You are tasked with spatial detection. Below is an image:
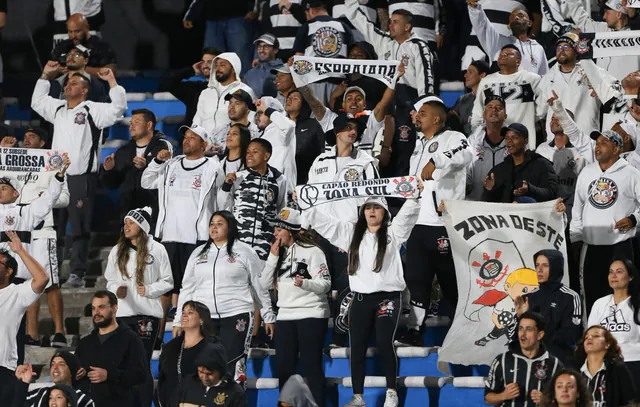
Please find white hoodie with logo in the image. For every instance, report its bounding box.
[191,52,257,138]
[570,158,640,245]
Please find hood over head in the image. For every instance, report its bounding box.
[278,375,318,407]
[195,341,229,375]
[534,249,564,286]
[209,52,242,88]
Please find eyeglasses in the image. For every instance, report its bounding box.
[257,44,273,50]
[556,44,573,51]
[68,52,84,58]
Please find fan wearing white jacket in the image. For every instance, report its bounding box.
[104,207,173,407]
[254,97,297,191]
[401,96,473,347]
[173,210,276,385]
[259,208,330,407]
[191,52,257,139]
[570,130,640,313]
[303,191,422,407]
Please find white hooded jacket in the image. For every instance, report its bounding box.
[191,53,257,137]
[570,158,640,245]
[259,110,297,191]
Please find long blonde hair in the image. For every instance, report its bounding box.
[116,232,150,285]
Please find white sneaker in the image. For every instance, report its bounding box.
[343,395,366,407]
[383,389,399,407]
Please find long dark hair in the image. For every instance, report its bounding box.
[273,230,321,290]
[116,230,150,286]
[540,368,592,407]
[224,123,251,169]
[347,205,389,275]
[609,257,640,325]
[199,211,239,257]
[575,325,624,365]
[182,300,214,338]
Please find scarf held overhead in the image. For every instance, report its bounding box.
[290,56,401,89]
[296,176,419,210]
[575,31,640,59]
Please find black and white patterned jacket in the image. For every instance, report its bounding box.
[218,165,288,260]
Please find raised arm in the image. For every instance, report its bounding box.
[141,151,171,190]
[23,157,69,228]
[8,231,49,294]
[303,205,354,252]
[88,69,128,128]
[344,0,394,51]
[299,85,329,122]
[31,61,66,123]
[468,2,509,63]
[564,0,609,32]
[389,197,421,244]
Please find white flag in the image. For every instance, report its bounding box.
[0,148,66,172]
[438,200,568,367]
[290,56,401,89]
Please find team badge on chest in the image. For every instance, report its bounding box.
[192,175,202,189]
[74,112,86,125]
[588,177,618,209]
[4,215,15,226]
[344,168,360,181]
[429,142,439,153]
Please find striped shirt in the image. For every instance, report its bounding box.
[580,361,607,407]
[264,0,303,52]
[485,348,562,407]
[25,386,95,407]
[462,0,525,70]
[388,0,435,44]
[293,16,353,58]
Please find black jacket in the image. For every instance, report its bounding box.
[157,336,226,407]
[178,375,247,407]
[603,357,637,407]
[293,96,325,185]
[100,131,171,222]
[511,250,583,366]
[482,150,557,203]
[158,67,208,126]
[178,342,245,407]
[74,324,147,407]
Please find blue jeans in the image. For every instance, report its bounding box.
[205,17,256,76]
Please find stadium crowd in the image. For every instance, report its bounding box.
[1,0,640,406]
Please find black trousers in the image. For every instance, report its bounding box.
[0,367,17,406]
[349,291,402,394]
[582,239,635,314]
[163,241,198,294]
[211,312,254,383]
[405,225,458,314]
[118,316,160,407]
[64,173,98,278]
[275,318,328,406]
[317,234,350,345]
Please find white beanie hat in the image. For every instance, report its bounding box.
[125,207,153,235]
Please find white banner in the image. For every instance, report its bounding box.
[296,176,419,210]
[0,148,66,172]
[574,31,640,59]
[438,200,568,367]
[627,0,640,8]
[291,56,401,89]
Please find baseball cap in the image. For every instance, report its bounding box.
[503,123,529,139]
[332,113,363,135]
[24,127,49,142]
[590,129,623,148]
[254,33,280,49]
[414,95,446,111]
[343,86,367,104]
[260,96,285,112]
[224,89,257,111]
[0,174,22,192]
[270,64,291,75]
[485,94,506,108]
[301,0,325,10]
[605,0,628,14]
[178,124,208,142]
[557,32,579,48]
[270,208,301,231]
[67,43,90,58]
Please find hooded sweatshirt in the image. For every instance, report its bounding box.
[279,375,318,407]
[178,342,246,407]
[570,158,640,245]
[292,92,325,185]
[518,250,582,365]
[191,53,257,137]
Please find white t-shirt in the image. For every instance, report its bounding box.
[588,295,640,362]
[0,282,40,370]
[136,146,147,157]
[161,157,207,243]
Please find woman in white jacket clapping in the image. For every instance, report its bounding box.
[304,180,423,407]
[260,207,330,407]
[104,206,173,407]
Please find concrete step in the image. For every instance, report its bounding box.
[59,258,106,280]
